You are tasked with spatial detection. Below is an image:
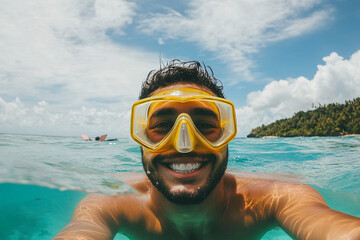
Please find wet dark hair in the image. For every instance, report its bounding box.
[139,60,225,99]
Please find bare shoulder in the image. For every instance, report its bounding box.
[73,171,149,215]
[224,172,360,239]
[113,172,150,193]
[73,192,147,221]
[225,172,360,239]
[224,171,327,218]
[68,172,154,226]
[226,170,324,201]
[55,188,153,239]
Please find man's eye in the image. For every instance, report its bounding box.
[195,122,217,132]
[151,121,173,133]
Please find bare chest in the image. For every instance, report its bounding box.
[120,217,272,240]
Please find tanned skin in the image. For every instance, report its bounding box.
[55,84,360,240]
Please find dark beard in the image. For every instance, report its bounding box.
[141,149,228,205]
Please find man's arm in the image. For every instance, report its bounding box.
[275,183,360,240]
[54,194,120,240]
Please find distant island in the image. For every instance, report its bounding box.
[247,97,360,138]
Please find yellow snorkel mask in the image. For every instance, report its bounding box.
[130,87,237,153]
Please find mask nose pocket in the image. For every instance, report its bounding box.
[175,118,194,153]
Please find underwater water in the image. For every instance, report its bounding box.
[0,133,359,239]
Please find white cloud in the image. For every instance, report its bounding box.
[0,0,159,112]
[236,50,360,136]
[138,0,333,81]
[0,0,164,137]
[0,97,132,137]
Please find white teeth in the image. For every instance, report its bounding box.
[169,163,201,174]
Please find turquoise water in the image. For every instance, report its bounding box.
[0,133,359,239]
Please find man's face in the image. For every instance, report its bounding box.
[141,83,229,204]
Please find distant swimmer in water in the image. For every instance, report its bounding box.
[82,134,118,142]
[57,60,360,240]
[81,134,106,141]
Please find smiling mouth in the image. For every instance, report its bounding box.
[154,152,215,176]
[167,162,205,174]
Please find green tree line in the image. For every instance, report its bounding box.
[247,97,360,137]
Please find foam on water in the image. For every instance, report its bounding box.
[228,136,360,194]
[0,133,140,195]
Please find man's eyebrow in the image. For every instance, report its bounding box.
[191,108,218,118]
[149,108,176,118]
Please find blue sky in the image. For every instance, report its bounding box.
[0,0,360,137]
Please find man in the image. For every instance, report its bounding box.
[55,60,360,240]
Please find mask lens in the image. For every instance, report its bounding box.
[190,105,221,142]
[146,105,177,143]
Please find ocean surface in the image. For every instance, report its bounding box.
[0,133,359,239]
